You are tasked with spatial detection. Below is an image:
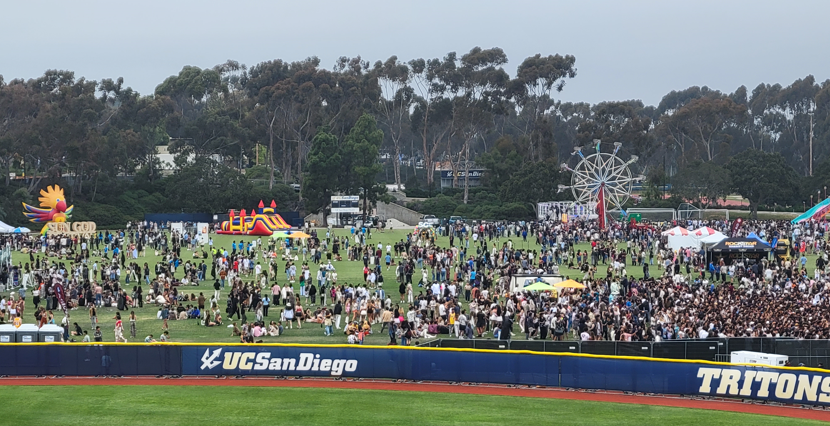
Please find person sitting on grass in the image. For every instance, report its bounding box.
[268,321,279,337]
[213,307,222,326]
[144,334,156,343]
[231,322,242,337]
[202,310,217,327]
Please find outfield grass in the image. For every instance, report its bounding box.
[0,386,821,426]
[10,228,816,344]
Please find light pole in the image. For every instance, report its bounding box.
[810,195,813,208]
[803,201,806,212]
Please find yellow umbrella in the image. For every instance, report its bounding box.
[554,279,586,289]
[288,231,311,239]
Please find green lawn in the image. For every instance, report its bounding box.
[10,228,816,344]
[0,386,820,426]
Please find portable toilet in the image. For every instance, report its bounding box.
[16,324,39,343]
[0,324,16,343]
[38,324,63,342]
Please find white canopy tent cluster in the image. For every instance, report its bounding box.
[0,220,30,234]
[661,226,727,251]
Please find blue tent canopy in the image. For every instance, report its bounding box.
[746,232,766,243]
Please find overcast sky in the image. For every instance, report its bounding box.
[1,0,827,106]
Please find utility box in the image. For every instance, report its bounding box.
[38,324,63,342]
[730,350,788,367]
[0,324,16,343]
[16,324,39,343]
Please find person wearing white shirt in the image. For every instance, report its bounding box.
[457,311,468,339]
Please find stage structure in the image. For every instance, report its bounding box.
[558,140,644,229]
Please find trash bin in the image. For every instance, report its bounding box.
[38,324,63,342]
[0,324,16,343]
[16,324,39,343]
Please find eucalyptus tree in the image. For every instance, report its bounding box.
[372,56,413,190]
[511,53,576,162]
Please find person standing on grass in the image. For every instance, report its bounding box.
[284,293,296,329]
[114,312,127,343]
[324,312,333,336]
[271,282,281,306]
[129,311,137,339]
[89,304,97,330]
[299,267,306,297]
[334,299,343,330]
[308,283,317,306]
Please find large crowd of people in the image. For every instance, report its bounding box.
[1,217,828,349]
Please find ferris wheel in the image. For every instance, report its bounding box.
[558,140,644,227]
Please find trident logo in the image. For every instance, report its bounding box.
[200,348,223,370]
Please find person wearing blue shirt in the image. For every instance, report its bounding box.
[262,295,270,317]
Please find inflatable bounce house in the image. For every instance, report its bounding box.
[22,185,75,234]
[218,200,291,236]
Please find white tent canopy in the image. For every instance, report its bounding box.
[691,227,719,237]
[0,220,16,234]
[667,235,699,250]
[661,226,690,236]
[699,232,727,248]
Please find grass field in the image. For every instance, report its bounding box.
[0,386,820,426]
[10,228,817,344]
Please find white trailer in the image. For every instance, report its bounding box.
[730,351,788,367]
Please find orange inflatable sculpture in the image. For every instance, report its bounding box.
[217,200,291,236]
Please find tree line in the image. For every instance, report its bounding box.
[1,47,829,224]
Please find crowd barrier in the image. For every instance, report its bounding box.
[2,343,830,406]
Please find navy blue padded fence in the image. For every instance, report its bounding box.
[0,345,181,376]
[181,346,561,386]
[3,344,830,406]
[560,355,830,406]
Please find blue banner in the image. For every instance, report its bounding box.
[560,356,830,405]
[182,346,561,385]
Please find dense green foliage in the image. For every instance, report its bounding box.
[1,50,829,224]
